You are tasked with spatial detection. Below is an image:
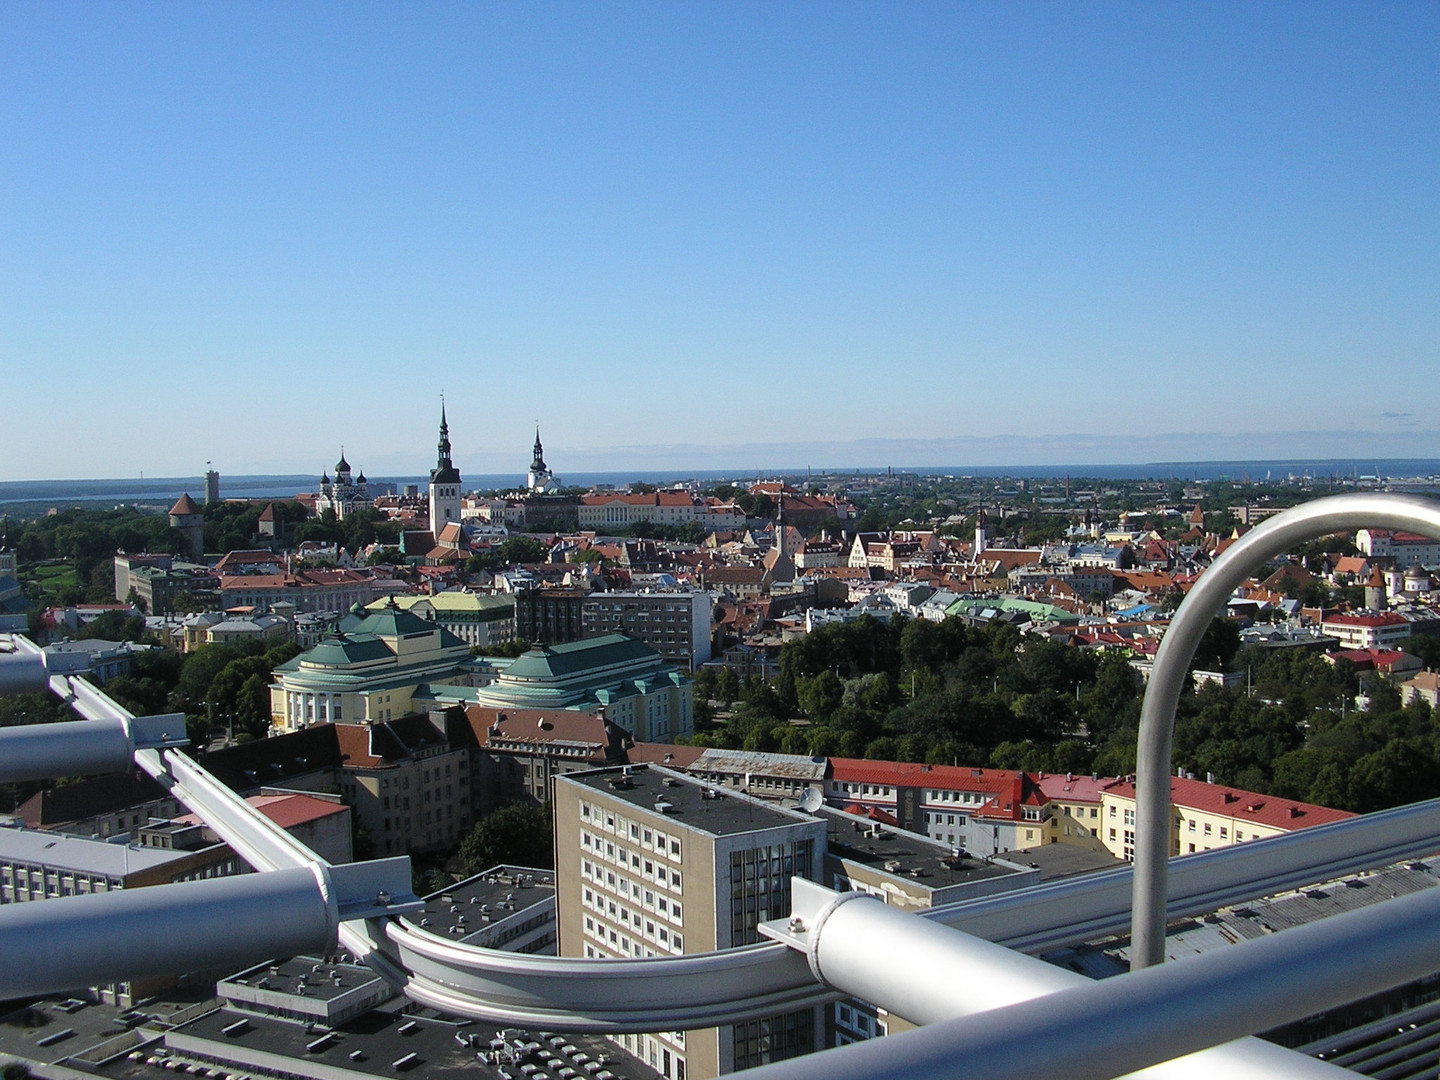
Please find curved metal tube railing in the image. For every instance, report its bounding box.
[1131,492,1440,968]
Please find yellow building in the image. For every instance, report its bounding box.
[1097,776,1354,862]
[269,602,479,732]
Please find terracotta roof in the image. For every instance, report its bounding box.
[175,793,346,830]
[1322,612,1409,627]
[463,705,619,757]
[1332,556,1371,577]
[1104,776,1353,830]
[1035,772,1113,804]
[973,772,1050,821]
[829,758,1017,795]
[169,493,203,516]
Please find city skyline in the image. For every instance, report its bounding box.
[4,4,1437,480]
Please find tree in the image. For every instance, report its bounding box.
[795,670,844,723]
[1193,618,1242,672]
[499,537,552,565]
[460,802,554,873]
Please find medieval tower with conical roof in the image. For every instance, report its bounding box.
[429,403,462,530]
[168,493,205,560]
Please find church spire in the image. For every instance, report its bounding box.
[430,399,461,485]
[531,424,547,472]
[437,403,453,470]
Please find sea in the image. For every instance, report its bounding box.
[4,458,1440,510]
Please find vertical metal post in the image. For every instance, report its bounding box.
[1131,493,1440,968]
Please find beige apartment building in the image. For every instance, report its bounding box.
[1097,775,1353,862]
[553,765,827,1080]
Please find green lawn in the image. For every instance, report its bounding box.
[25,563,78,591]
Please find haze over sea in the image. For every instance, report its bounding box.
[5,460,1440,510]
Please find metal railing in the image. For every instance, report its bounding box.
[1131,493,1440,968]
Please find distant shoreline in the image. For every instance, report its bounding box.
[4,458,1440,509]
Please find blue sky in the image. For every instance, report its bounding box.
[3,3,1437,480]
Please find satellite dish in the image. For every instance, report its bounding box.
[798,789,824,814]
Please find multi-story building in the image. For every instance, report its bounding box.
[1319,611,1412,650]
[471,635,692,743]
[576,493,745,533]
[467,705,631,812]
[579,591,714,670]
[1356,528,1440,568]
[815,806,1041,1047]
[824,760,1098,857]
[1096,775,1353,861]
[0,825,242,1005]
[367,591,516,649]
[407,864,558,954]
[269,603,480,731]
[219,568,376,614]
[333,710,475,856]
[114,553,221,615]
[554,764,828,1080]
[515,586,588,645]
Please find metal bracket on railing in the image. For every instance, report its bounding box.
[329,857,425,922]
[129,712,191,750]
[758,877,874,985]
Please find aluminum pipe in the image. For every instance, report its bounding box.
[0,717,140,783]
[0,649,48,695]
[764,880,1346,1080]
[1133,493,1440,969]
[748,878,1440,1080]
[0,867,336,1000]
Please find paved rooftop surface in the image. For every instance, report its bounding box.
[407,865,556,942]
[565,765,815,837]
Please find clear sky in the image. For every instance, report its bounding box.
[3,3,1437,481]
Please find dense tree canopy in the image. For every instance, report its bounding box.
[460,802,554,873]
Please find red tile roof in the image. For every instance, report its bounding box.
[829,758,1017,795]
[1104,776,1353,831]
[1323,612,1409,627]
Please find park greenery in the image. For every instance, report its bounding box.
[684,613,1440,816]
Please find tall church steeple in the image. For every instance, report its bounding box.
[429,400,462,530]
[526,422,558,492]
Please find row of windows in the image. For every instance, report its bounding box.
[611,1032,686,1080]
[581,897,684,955]
[581,833,684,894]
[579,802,685,863]
[580,860,684,921]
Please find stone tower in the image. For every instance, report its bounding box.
[429,404,462,531]
[168,493,204,560]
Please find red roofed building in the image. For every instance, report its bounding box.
[176,792,352,865]
[1098,775,1354,861]
[464,705,631,810]
[1327,648,1423,677]
[168,493,205,559]
[1320,610,1412,650]
[1357,528,1440,569]
[825,759,1113,857]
